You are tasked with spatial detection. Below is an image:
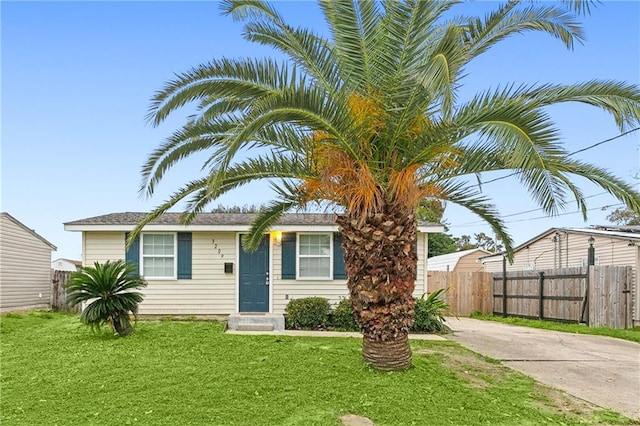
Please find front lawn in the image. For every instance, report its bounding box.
[470,313,640,343]
[0,312,631,425]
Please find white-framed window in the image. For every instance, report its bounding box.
[297,233,332,279]
[141,233,176,279]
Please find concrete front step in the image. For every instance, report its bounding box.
[227,313,285,331]
[236,323,274,332]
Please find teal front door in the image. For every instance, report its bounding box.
[239,235,269,312]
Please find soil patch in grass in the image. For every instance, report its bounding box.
[414,344,617,424]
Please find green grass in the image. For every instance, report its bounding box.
[470,313,640,343]
[1,311,633,426]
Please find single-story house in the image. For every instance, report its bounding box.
[51,258,82,271]
[479,225,640,326]
[1,212,57,313]
[64,212,444,316]
[427,248,491,272]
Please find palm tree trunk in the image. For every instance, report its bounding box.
[112,313,134,336]
[336,204,417,371]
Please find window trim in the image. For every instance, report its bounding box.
[296,232,333,280]
[140,232,177,280]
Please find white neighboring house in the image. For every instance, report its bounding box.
[64,212,444,316]
[0,213,57,313]
[427,248,491,272]
[51,258,82,271]
[479,226,640,327]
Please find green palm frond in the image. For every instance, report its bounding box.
[465,3,585,58]
[139,0,640,258]
[128,178,210,247]
[180,154,312,225]
[147,58,290,126]
[441,181,514,254]
[561,160,640,213]
[242,200,298,251]
[140,118,237,198]
[560,0,599,16]
[221,0,282,21]
[319,0,382,90]
[225,0,343,95]
[524,80,640,129]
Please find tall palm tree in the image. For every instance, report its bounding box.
[135,0,640,370]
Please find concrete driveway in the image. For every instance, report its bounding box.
[445,317,640,420]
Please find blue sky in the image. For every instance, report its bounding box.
[2,1,639,260]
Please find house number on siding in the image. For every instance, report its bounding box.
[211,239,225,258]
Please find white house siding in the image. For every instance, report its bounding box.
[83,231,237,315]
[271,232,428,314]
[0,214,54,312]
[51,259,80,271]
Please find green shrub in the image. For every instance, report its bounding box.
[412,288,451,334]
[285,297,331,329]
[65,260,147,336]
[330,298,358,331]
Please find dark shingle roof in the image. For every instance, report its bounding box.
[64,212,440,228]
[65,212,338,226]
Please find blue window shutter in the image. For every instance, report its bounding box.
[177,232,192,279]
[333,233,346,279]
[125,233,140,272]
[281,233,296,279]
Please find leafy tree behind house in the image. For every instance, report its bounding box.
[210,204,265,213]
[418,200,457,257]
[606,207,640,226]
[133,0,640,370]
[453,232,504,252]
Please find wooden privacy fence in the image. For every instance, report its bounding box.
[493,266,633,329]
[426,271,493,316]
[51,270,79,313]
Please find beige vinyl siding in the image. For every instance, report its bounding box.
[482,258,503,273]
[489,232,637,272]
[415,232,427,297]
[83,232,124,264]
[0,215,53,312]
[271,234,347,313]
[83,230,433,316]
[83,231,236,315]
[271,232,428,314]
[455,253,485,272]
[481,231,639,323]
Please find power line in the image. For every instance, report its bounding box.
[570,127,640,156]
[452,191,609,227]
[499,203,623,224]
[450,202,623,228]
[477,127,640,185]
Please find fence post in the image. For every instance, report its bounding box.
[502,254,507,317]
[580,266,591,325]
[538,271,545,320]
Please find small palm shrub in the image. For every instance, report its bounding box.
[412,289,451,334]
[65,260,147,336]
[330,298,358,331]
[285,297,331,329]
